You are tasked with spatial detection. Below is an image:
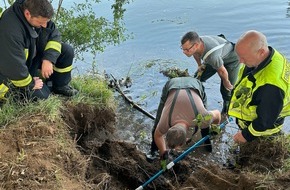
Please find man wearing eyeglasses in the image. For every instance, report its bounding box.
[180,31,240,115]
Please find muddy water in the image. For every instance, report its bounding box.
[72,0,290,160]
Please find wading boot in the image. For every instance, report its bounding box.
[200,127,212,152]
[145,150,159,163]
[52,85,78,97]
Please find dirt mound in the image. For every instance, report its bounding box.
[0,102,289,190]
[0,114,89,190]
[64,102,290,190]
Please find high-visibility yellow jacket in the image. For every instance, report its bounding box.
[228,47,290,141]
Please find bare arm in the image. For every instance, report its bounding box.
[209,110,221,124]
[154,129,167,156]
[193,54,202,66]
[217,65,233,91]
[233,131,247,143]
[193,55,206,78]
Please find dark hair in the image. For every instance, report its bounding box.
[22,0,54,19]
[166,124,187,149]
[181,31,200,45]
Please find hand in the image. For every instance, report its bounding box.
[160,150,170,171]
[194,65,206,79]
[32,77,43,90]
[198,64,206,72]
[209,124,221,136]
[41,60,54,79]
[223,80,233,91]
[233,131,247,143]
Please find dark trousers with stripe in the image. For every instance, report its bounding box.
[12,43,74,101]
[50,43,74,87]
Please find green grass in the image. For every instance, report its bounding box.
[0,95,62,127]
[70,75,115,108]
[281,134,290,170]
[0,75,115,127]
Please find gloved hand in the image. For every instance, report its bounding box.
[160,150,170,171]
[193,65,206,80]
[209,124,221,136]
[198,64,206,72]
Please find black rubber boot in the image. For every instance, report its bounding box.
[52,85,78,97]
[200,128,212,152]
[145,150,159,163]
[222,101,229,115]
[145,139,159,163]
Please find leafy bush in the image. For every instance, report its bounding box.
[55,0,132,61]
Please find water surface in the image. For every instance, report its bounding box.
[74,0,290,153]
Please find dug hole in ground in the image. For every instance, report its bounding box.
[0,99,289,190]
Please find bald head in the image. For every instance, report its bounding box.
[237,30,268,52]
[235,30,269,68]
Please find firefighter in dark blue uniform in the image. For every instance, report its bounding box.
[0,0,77,101]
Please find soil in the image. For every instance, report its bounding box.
[0,100,289,190]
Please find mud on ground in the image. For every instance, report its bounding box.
[0,102,289,190]
[64,102,290,190]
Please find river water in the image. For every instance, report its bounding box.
[72,0,290,154]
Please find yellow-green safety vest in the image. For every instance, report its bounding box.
[228,49,290,136]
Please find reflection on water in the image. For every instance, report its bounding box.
[74,0,290,154]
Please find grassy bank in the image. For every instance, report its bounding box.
[0,75,116,189]
[0,75,289,189]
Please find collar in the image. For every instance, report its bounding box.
[253,46,274,74]
[243,46,274,77]
[13,1,38,38]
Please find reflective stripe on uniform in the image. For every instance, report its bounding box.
[0,83,9,98]
[44,41,61,53]
[248,123,283,137]
[53,65,72,73]
[24,48,29,60]
[237,120,248,129]
[11,75,32,87]
[0,7,3,18]
[229,50,290,119]
[229,49,290,137]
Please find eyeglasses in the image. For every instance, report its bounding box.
[180,43,196,52]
